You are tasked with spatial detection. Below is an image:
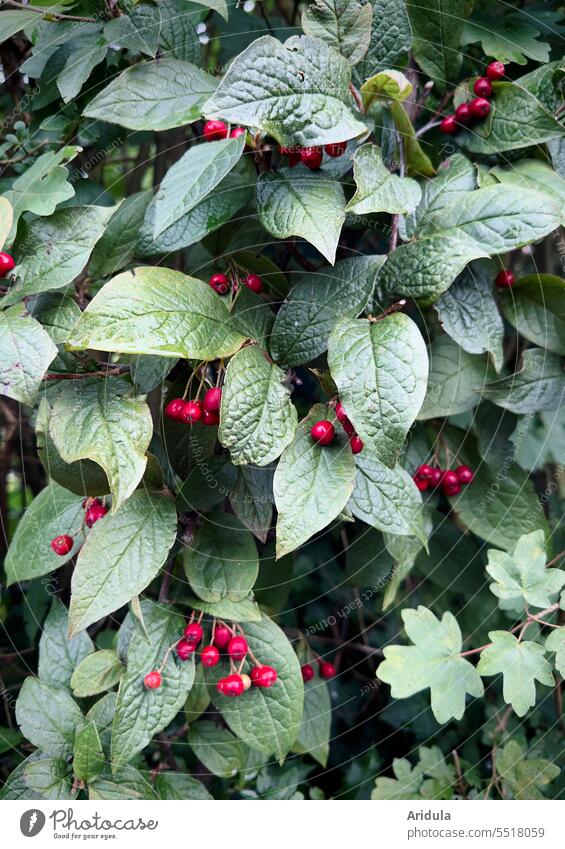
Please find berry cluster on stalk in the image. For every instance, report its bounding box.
[413,464,474,497]
[440,61,505,135]
[49,497,107,555]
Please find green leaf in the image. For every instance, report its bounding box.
[23,756,76,800]
[406,153,476,237]
[38,599,94,690]
[372,746,455,800]
[151,136,245,237]
[0,753,44,801]
[27,292,81,346]
[418,335,493,419]
[89,192,152,278]
[156,772,213,800]
[0,305,57,405]
[176,455,237,513]
[345,527,393,587]
[69,491,177,636]
[477,632,554,717]
[256,167,346,264]
[462,15,551,65]
[346,144,421,215]
[57,34,108,103]
[407,0,471,91]
[486,530,565,612]
[356,0,412,77]
[0,10,41,43]
[253,542,294,614]
[104,4,161,58]
[5,482,84,585]
[230,466,274,544]
[158,0,204,62]
[481,349,565,414]
[186,594,262,622]
[71,650,124,698]
[372,756,423,800]
[270,255,383,367]
[183,511,258,603]
[328,315,428,467]
[377,606,484,724]
[73,722,104,784]
[111,601,196,771]
[301,0,372,65]
[16,678,83,758]
[545,629,565,678]
[0,726,22,755]
[388,101,435,178]
[360,70,413,108]
[273,404,356,558]
[292,652,331,767]
[219,345,297,466]
[89,764,157,800]
[205,614,303,761]
[204,35,366,146]
[490,160,565,224]
[349,455,426,541]
[68,267,245,360]
[187,720,245,778]
[499,274,565,356]
[84,59,216,131]
[496,740,560,800]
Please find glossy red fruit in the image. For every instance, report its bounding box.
[319,661,336,679]
[230,126,246,139]
[456,465,474,485]
[486,61,505,81]
[470,97,491,119]
[335,402,348,423]
[300,146,323,169]
[203,387,222,413]
[288,151,300,167]
[217,673,245,697]
[164,398,186,421]
[214,625,231,650]
[177,639,196,660]
[301,664,315,682]
[473,77,492,98]
[440,116,457,134]
[209,272,229,295]
[0,252,15,277]
[51,534,73,555]
[227,635,248,661]
[455,103,472,125]
[250,665,278,688]
[495,269,515,288]
[415,464,433,481]
[181,400,202,424]
[442,470,459,488]
[443,482,461,497]
[310,420,335,446]
[429,467,443,487]
[201,645,220,667]
[203,119,228,141]
[144,670,161,689]
[85,501,107,528]
[203,408,220,426]
[350,434,364,455]
[244,272,263,293]
[325,141,346,157]
[414,478,429,492]
[184,622,204,644]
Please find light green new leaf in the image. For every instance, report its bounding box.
[301,0,372,65]
[499,274,565,356]
[0,305,57,405]
[377,606,484,723]
[23,756,76,800]
[71,651,124,698]
[68,267,245,360]
[477,632,554,716]
[328,315,428,467]
[49,378,153,511]
[360,69,412,109]
[219,345,297,466]
[256,167,346,264]
[349,455,426,541]
[346,144,421,215]
[496,740,560,800]
[545,629,565,678]
[481,349,565,414]
[187,721,245,778]
[204,35,366,146]
[273,404,356,558]
[69,491,177,636]
[84,59,217,131]
[16,678,83,759]
[73,722,104,784]
[38,599,94,691]
[486,530,565,612]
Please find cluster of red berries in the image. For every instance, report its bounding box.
[165,386,222,427]
[143,620,278,698]
[301,659,336,682]
[50,498,107,555]
[202,120,246,142]
[495,268,515,289]
[0,252,15,278]
[309,401,363,454]
[209,270,262,296]
[413,463,474,497]
[280,142,347,170]
[440,61,505,135]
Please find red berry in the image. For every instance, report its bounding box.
[429,467,443,487]
[203,119,228,141]
[300,147,323,169]
[85,501,107,528]
[201,645,220,667]
[250,665,278,688]
[217,673,244,697]
[164,398,186,421]
[415,464,433,481]
[442,470,459,488]
[213,625,231,650]
[177,639,196,661]
[414,478,429,492]
[319,662,336,679]
[495,269,515,289]
[473,77,492,98]
[227,635,248,661]
[486,61,505,81]
[301,664,315,682]
[0,252,15,277]
[470,97,491,119]
[443,482,461,497]
[288,151,300,167]
[230,126,246,139]
[440,116,457,135]
[202,408,220,426]
[244,272,263,294]
[181,399,202,423]
[456,465,474,485]
[335,402,348,423]
[455,103,472,125]
[209,273,229,295]
[184,622,204,644]
[203,387,222,413]
[350,434,364,454]
[50,534,73,555]
[310,420,335,446]
[144,670,161,689]
[325,141,346,157]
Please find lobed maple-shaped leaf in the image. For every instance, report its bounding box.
[477,631,554,716]
[486,530,565,612]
